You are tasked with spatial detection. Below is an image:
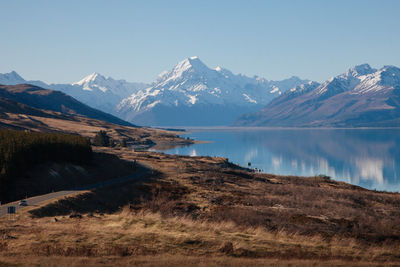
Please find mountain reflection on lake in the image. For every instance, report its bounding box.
[152,128,400,192]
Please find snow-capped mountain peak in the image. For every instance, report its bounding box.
[72,72,111,92]
[161,56,212,84]
[73,72,103,85]
[316,64,378,95]
[174,56,207,72]
[116,57,309,126]
[235,64,400,128]
[0,69,149,115]
[345,63,376,78]
[289,81,321,93]
[69,72,148,97]
[49,73,149,114]
[353,65,400,93]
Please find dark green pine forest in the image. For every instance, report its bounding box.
[0,129,92,201]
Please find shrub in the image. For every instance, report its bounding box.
[121,139,127,147]
[92,130,110,147]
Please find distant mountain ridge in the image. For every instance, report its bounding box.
[235,64,400,127]
[0,58,309,126]
[55,73,148,114]
[0,71,148,115]
[0,71,26,85]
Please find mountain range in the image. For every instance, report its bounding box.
[2,60,400,127]
[116,57,307,126]
[235,64,400,127]
[0,71,148,115]
[0,57,308,126]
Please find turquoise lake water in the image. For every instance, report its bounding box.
[153,128,400,192]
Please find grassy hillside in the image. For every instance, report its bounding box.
[4,147,396,265]
[0,94,194,151]
[0,84,133,126]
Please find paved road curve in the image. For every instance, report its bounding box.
[0,190,81,218]
[0,166,149,218]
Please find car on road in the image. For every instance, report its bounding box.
[18,200,28,206]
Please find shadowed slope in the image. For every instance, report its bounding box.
[0,84,134,127]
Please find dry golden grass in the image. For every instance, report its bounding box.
[1,208,399,266]
[0,256,390,267]
[0,111,194,148]
[97,148,400,239]
[1,147,400,265]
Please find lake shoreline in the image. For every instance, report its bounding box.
[154,128,400,192]
[154,126,400,131]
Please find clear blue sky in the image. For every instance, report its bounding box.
[1,0,399,84]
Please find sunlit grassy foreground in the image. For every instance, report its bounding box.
[1,207,399,266]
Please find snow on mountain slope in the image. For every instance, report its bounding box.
[0,59,309,126]
[353,65,400,94]
[71,72,147,97]
[52,73,148,114]
[116,57,308,126]
[315,64,377,97]
[0,71,149,115]
[235,64,400,127]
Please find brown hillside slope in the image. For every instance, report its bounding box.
[0,83,133,126]
[0,97,193,149]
